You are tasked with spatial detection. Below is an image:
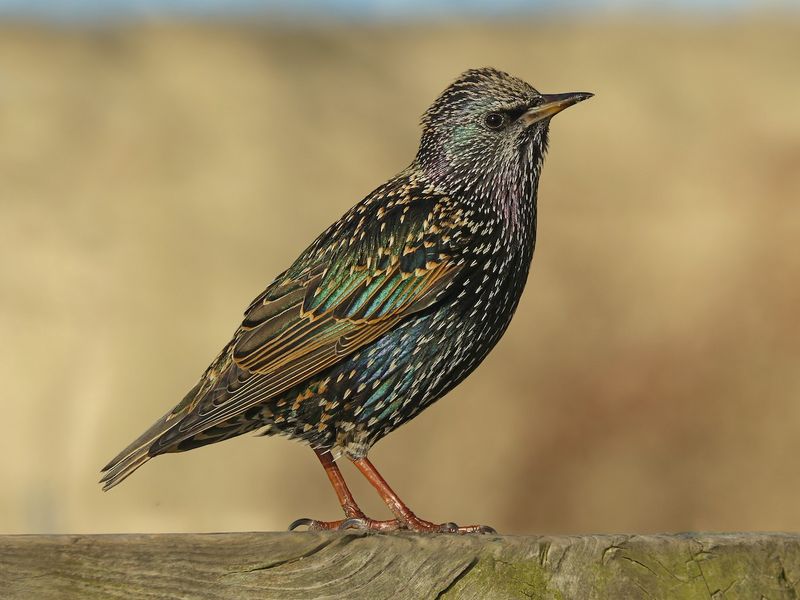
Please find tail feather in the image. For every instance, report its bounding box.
[101,380,206,490]
[100,409,181,491]
[100,452,152,491]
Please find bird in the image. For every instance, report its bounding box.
[100,67,592,534]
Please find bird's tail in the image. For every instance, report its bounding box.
[100,380,205,490]
[99,406,181,491]
[101,368,217,490]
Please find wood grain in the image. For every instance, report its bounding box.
[1,532,799,599]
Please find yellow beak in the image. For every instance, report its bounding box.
[519,91,593,126]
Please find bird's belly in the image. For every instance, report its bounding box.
[266,281,521,453]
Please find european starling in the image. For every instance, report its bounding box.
[101,67,592,534]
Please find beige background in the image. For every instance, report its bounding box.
[1,18,799,535]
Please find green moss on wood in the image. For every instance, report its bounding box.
[1,532,799,599]
[439,553,564,599]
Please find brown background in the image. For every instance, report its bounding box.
[1,17,799,535]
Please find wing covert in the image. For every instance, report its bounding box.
[162,188,469,446]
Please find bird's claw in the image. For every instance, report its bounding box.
[438,522,496,534]
[288,517,317,531]
[402,518,498,534]
[338,517,369,530]
[289,516,401,532]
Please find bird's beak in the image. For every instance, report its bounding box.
[519,91,593,126]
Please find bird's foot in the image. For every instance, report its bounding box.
[288,516,401,532]
[398,514,497,534]
[336,515,497,534]
[289,507,496,534]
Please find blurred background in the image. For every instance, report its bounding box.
[1,0,799,536]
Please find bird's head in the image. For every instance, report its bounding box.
[416,67,591,199]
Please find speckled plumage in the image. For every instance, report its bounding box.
[101,68,591,531]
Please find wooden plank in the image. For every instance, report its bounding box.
[1,532,799,599]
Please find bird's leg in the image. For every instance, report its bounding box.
[316,449,366,520]
[348,456,497,534]
[288,449,401,532]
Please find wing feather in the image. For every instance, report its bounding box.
[150,190,467,451]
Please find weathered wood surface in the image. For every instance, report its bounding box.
[1,531,798,599]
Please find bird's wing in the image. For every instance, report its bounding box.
[156,191,467,447]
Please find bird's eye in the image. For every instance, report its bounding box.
[484,112,506,130]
